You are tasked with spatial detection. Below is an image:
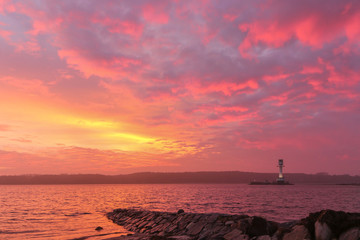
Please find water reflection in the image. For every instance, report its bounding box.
[0,184,359,239]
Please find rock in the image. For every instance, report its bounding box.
[283,225,310,240]
[223,229,243,240]
[95,226,103,231]
[186,221,207,235]
[168,236,192,240]
[198,226,214,239]
[278,220,299,229]
[107,208,360,240]
[236,219,251,233]
[248,216,268,237]
[315,221,332,240]
[300,209,360,239]
[267,221,278,236]
[256,235,271,240]
[339,227,360,240]
[166,223,178,233]
[225,220,235,226]
[207,214,220,223]
[177,209,185,214]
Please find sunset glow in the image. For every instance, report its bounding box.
[0,0,359,175]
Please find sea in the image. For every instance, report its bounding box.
[0,184,359,239]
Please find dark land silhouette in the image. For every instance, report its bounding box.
[0,171,359,185]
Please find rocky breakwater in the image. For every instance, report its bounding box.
[107,209,360,240]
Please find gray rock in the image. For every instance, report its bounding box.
[166,223,178,233]
[339,227,360,240]
[173,215,185,225]
[198,226,214,239]
[207,214,220,223]
[186,221,207,235]
[224,229,247,240]
[168,236,192,240]
[283,225,311,240]
[315,221,332,240]
[225,220,235,226]
[178,218,189,230]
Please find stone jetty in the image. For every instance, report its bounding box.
[107,208,360,240]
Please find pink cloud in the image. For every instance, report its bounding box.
[0,28,11,41]
[0,0,15,13]
[238,1,360,57]
[214,106,248,113]
[263,73,291,84]
[187,79,259,97]
[318,58,360,87]
[239,21,293,57]
[92,16,143,39]
[300,66,323,75]
[345,12,360,42]
[223,13,238,22]
[0,76,51,96]
[142,3,169,24]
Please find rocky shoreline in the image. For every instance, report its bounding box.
[106,208,360,240]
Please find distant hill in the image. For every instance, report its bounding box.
[0,172,359,185]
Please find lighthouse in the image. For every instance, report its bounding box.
[249,159,293,185]
[277,159,285,183]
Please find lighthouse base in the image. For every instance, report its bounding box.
[249,179,293,185]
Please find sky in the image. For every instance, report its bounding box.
[0,0,359,175]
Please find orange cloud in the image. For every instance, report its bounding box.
[0,124,10,131]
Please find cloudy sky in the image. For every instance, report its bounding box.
[0,0,359,175]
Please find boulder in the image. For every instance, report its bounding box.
[236,219,251,233]
[186,221,206,235]
[267,221,278,236]
[283,225,310,240]
[223,229,248,240]
[177,209,185,214]
[339,227,360,240]
[300,209,360,239]
[95,226,103,231]
[315,221,332,240]
[207,214,220,223]
[248,216,268,237]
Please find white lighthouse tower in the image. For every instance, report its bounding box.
[277,159,285,183]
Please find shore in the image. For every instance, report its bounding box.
[106,208,360,240]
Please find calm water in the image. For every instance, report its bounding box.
[0,184,359,239]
